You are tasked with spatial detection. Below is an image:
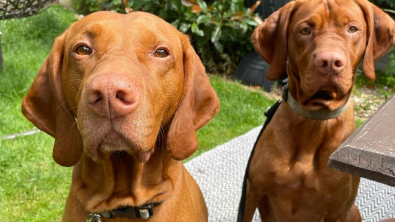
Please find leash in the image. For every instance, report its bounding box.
[236,99,282,222]
[87,204,154,222]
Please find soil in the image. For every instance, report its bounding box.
[352,86,390,120]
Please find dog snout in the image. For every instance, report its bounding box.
[314,51,346,74]
[86,73,139,118]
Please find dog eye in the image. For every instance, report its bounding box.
[300,28,311,35]
[75,45,92,55]
[348,26,358,33]
[153,48,169,58]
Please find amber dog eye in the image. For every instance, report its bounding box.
[348,26,358,33]
[301,28,311,35]
[153,48,169,58]
[76,45,92,55]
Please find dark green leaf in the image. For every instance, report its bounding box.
[196,14,209,24]
[243,18,258,26]
[213,41,224,52]
[211,25,222,43]
[179,22,191,33]
[131,0,145,10]
[170,0,181,11]
[191,22,205,36]
[224,22,240,29]
[142,2,152,11]
[196,0,207,12]
[240,22,248,34]
[159,8,167,18]
[171,19,180,29]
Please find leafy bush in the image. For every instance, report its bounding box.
[369,0,395,16]
[355,47,395,92]
[72,0,261,76]
[72,0,101,15]
[370,0,395,10]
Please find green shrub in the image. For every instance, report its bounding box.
[355,47,395,92]
[370,0,395,10]
[369,0,395,16]
[72,0,261,76]
[72,0,101,15]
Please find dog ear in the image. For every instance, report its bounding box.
[166,37,220,161]
[22,34,83,167]
[251,2,296,81]
[359,1,395,81]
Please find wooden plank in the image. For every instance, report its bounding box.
[328,94,395,186]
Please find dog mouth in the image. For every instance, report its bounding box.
[92,130,155,163]
[311,90,336,101]
[304,89,337,109]
[111,150,152,163]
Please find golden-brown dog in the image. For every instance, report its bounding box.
[22,11,219,222]
[243,0,395,221]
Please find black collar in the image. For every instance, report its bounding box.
[87,203,156,221]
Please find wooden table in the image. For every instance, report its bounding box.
[328,94,395,187]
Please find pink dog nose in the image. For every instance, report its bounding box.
[314,51,346,74]
[86,74,139,118]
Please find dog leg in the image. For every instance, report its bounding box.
[244,181,260,222]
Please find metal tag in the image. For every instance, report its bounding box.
[139,209,150,219]
[86,213,102,222]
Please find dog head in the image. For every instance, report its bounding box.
[22,11,219,166]
[252,0,394,111]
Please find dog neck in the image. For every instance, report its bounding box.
[70,145,178,217]
[281,86,351,120]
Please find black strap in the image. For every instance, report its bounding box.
[101,204,153,219]
[237,100,282,222]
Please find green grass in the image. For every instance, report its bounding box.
[191,76,275,160]
[0,5,275,221]
[0,5,78,136]
[0,6,78,221]
[0,134,71,222]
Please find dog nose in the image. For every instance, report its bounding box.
[86,73,139,118]
[314,52,346,74]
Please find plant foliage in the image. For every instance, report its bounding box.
[369,0,395,12]
[72,0,262,76]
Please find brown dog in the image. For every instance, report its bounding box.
[244,0,395,221]
[22,11,219,222]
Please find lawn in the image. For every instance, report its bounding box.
[0,5,275,221]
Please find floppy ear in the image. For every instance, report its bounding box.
[359,1,395,81]
[251,2,296,81]
[22,35,83,167]
[166,38,220,161]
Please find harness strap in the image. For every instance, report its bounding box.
[236,100,282,222]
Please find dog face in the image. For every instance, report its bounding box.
[22,11,219,166]
[287,0,368,110]
[63,12,186,162]
[252,0,395,111]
